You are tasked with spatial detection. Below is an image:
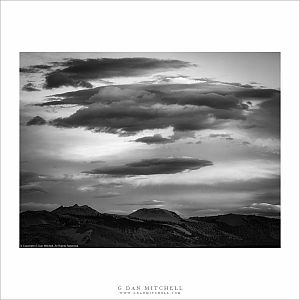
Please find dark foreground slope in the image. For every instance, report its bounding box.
[20,205,280,248]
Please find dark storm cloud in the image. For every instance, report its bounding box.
[134,134,174,144]
[38,82,256,110]
[22,83,40,92]
[20,64,53,73]
[233,88,279,99]
[44,58,192,88]
[36,81,279,137]
[45,71,93,89]
[161,92,246,109]
[83,157,213,177]
[38,86,101,106]
[26,116,46,126]
[46,83,249,135]
[244,92,280,137]
[49,101,244,135]
[194,78,280,100]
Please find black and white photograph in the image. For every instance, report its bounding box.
[1,1,300,299]
[20,52,281,248]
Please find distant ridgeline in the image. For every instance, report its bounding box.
[20,204,280,248]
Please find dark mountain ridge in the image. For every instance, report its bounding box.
[52,204,100,217]
[20,205,280,248]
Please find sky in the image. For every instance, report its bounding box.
[20,52,280,218]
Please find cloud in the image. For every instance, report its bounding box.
[45,71,93,89]
[161,92,246,109]
[250,202,280,211]
[20,202,59,212]
[187,140,202,144]
[178,206,222,217]
[20,64,53,73]
[92,182,124,188]
[120,199,165,206]
[78,181,124,191]
[36,80,280,138]
[236,202,280,217]
[244,93,280,137]
[140,74,195,85]
[209,133,232,138]
[22,83,40,92]
[49,101,244,135]
[38,82,258,109]
[132,161,279,187]
[26,116,46,126]
[254,191,280,205]
[38,86,101,107]
[44,57,192,88]
[233,88,279,99]
[20,185,47,194]
[20,171,42,186]
[78,186,96,192]
[140,199,165,206]
[83,157,213,177]
[20,171,72,186]
[134,134,173,144]
[37,82,279,136]
[20,172,48,194]
[194,78,260,90]
[94,192,120,198]
[20,171,74,196]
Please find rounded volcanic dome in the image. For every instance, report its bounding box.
[129,208,182,223]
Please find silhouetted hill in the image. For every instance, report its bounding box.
[129,208,182,223]
[52,204,100,217]
[20,208,280,248]
[190,214,280,244]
